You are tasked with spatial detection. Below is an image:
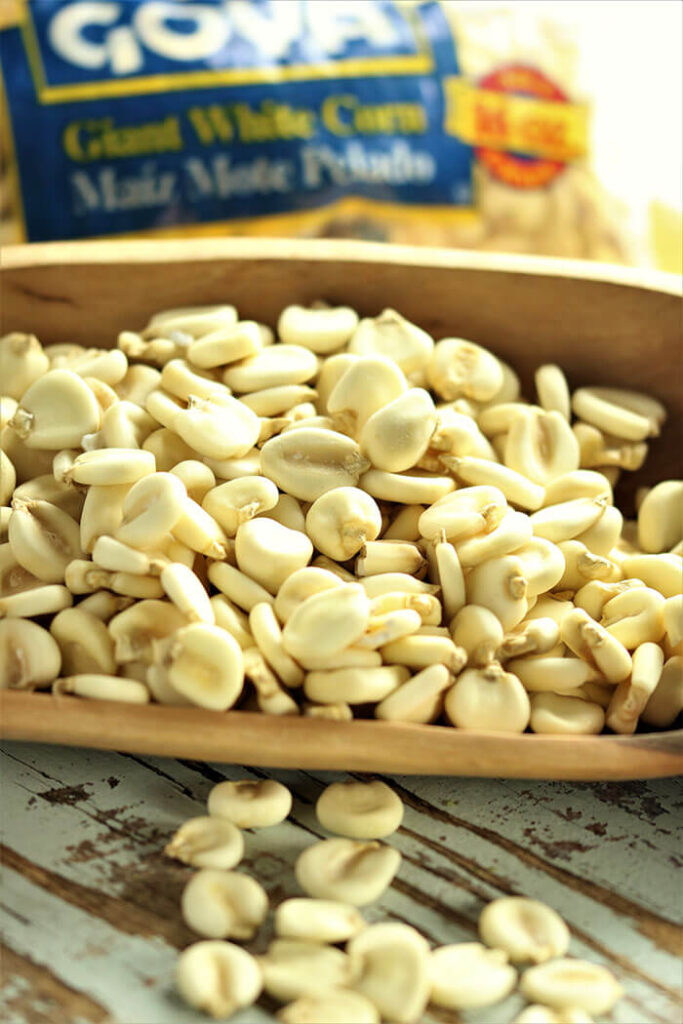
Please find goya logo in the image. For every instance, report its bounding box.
[36,0,415,76]
[444,65,588,189]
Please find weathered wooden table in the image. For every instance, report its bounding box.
[1,741,681,1024]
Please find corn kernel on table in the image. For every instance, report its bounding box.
[1,741,680,1024]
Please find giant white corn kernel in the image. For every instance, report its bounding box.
[0,333,50,400]
[283,584,370,662]
[275,899,365,944]
[223,344,318,393]
[560,608,632,682]
[93,536,163,577]
[262,428,369,501]
[556,541,619,591]
[187,320,262,368]
[327,356,407,435]
[0,618,61,689]
[115,472,187,548]
[430,406,496,461]
[304,665,408,704]
[356,609,421,649]
[520,959,623,1015]
[513,538,566,597]
[12,474,85,520]
[249,602,304,688]
[360,468,455,504]
[479,897,570,963]
[70,449,157,487]
[347,923,431,1024]
[663,594,683,654]
[601,587,665,648]
[209,594,253,649]
[176,940,262,1019]
[573,421,648,472]
[466,555,529,631]
[349,310,433,379]
[477,400,533,437]
[115,363,161,406]
[243,647,297,715]
[355,540,425,577]
[144,304,237,334]
[173,393,260,460]
[172,497,228,560]
[78,590,134,622]
[572,387,656,441]
[506,655,600,694]
[160,360,228,403]
[181,869,268,940]
[0,584,73,619]
[72,348,128,385]
[641,656,683,727]
[161,623,243,711]
[621,553,682,600]
[208,562,274,612]
[0,450,16,506]
[202,477,278,536]
[429,942,517,1010]
[9,499,82,583]
[10,369,101,449]
[165,816,244,870]
[100,400,156,449]
[142,427,195,471]
[274,567,342,624]
[277,989,379,1024]
[375,663,452,723]
[359,388,436,472]
[382,634,466,674]
[316,780,403,839]
[573,503,623,556]
[160,563,214,623]
[169,460,216,504]
[278,304,359,353]
[451,605,504,665]
[530,693,605,735]
[259,940,357,1004]
[444,664,530,732]
[606,642,664,734]
[0,397,18,434]
[637,480,683,553]
[543,470,613,507]
[304,701,354,720]
[299,649,382,672]
[454,509,533,568]
[305,487,381,562]
[235,518,313,594]
[530,497,608,544]
[50,607,116,676]
[535,364,571,421]
[505,408,580,485]
[428,338,503,401]
[418,485,507,541]
[295,838,401,905]
[447,455,545,511]
[208,779,292,828]
[54,674,150,704]
[105,598,188,663]
[382,504,424,542]
[499,618,561,660]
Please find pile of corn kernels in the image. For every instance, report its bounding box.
[0,304,681,733]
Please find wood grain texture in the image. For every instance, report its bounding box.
[1,692,682,780]
[1,741,681,1024]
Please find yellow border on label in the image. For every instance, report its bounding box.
[20,3,434,105]
[0,72,28,243]
[91,194,479,242]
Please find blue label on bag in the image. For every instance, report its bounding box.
[1,0,474,241]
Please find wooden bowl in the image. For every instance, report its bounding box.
[1,239,681,779]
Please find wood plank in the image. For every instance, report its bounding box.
[2,694,682,780]
[0,944,109,1024]
[2,742,680,1023]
